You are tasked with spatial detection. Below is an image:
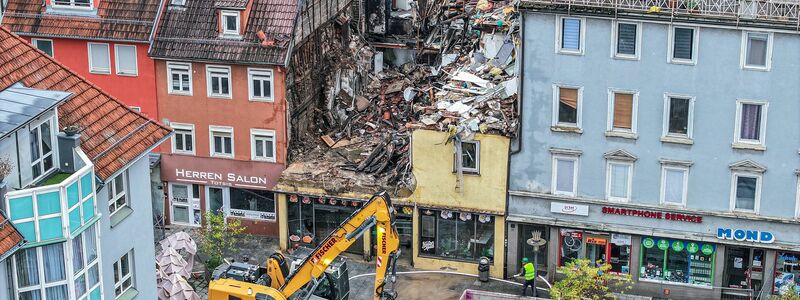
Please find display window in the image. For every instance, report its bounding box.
[287,195,364,254]
[722,247,764,298]
[557,229,631,274]
[516,224,549,270]
[638,237,715,287]
[774,251,800,296]
[418,209,495,262]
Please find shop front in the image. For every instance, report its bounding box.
[507,194,800,299]
[161,154,283,235]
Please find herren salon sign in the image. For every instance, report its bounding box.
[175,168,268,187]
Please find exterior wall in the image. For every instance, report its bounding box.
[19,37,158,118]
[97,157,158,299]
[410,130,509,214]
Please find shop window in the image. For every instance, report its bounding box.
[516,224,548,270]
[639,237,714,286]
[557,230,631,274]
[418,209,494,262]
[228,188,275,221]
[558,229,582,267]
[723,247,764,296]
[170,183,200,226]
[774,252,800,296]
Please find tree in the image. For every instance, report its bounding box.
[550,259,632,300]
[199,212,245,272]
[774,285,800,300]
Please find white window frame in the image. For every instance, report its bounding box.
[733,99,768,148]
[660,166,689,206]
[456,140,480,174]
[250,129,277,162]
[114,44,138,76]
[52,0,93,10]
[30,117,56,182]
[113,251,134,298]
[729,172,762,213]
[209,125,235,158]
[606,161,633,202]
[31,38,54,57]
[168,183,200,226]
[171,123,196,155]
[551,84,583,129]
[108,171,128,216]
[740,31,773,71]
[248,68,275,102]
[552,155,579,196]
[87,43,111,74]
[11,244,70,300]
[166,62,192,95]
[206,65,232,99]
[668,25,699,65]
[555,16,586,55]
[171,0,186,5]
[661,93,695,142]
[129,106,141,112]
[611,20,641,60]
[71,224,102,300]
[606,88,639,136]
[221,10,241,36]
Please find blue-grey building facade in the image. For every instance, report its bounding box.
[508,1,800,299]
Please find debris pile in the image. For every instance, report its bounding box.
[281,0,520,196]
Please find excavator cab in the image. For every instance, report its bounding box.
[287,247,350,300]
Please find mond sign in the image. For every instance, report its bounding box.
[717,228,775,244]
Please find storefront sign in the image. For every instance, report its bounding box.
[657,239,670,250]
[716,228,775,244]
[686,242,699,254]
[611,234,631,246]
[642,237,655,248]
[551,202,589,216]
[601,206,702,223]
[701,244,714,255]
[671,241,684,252]
[587,237,607,245]
[229,209,276,221]
[176,168,268,187]
[161,155,283,189]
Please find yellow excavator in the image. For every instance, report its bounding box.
[208,192,401,300]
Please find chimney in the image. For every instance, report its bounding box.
[57,132,81,173]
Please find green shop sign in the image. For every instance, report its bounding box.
[642,237,655,248]
[687,242,699,254]
[671,240,685,252]
[701,244,715,255]
[657,239,670,250]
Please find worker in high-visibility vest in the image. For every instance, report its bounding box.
[516,257,537,297]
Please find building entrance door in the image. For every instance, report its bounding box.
[723,247,765,299]
[586,236,609,267]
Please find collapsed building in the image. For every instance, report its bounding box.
[276,0,520,278]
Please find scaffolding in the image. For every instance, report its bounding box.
[520,0,800,30]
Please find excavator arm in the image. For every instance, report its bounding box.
[280,192,400,300]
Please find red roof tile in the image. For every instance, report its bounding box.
[0,211,24,261]
[1,0,161,42]
[0,27,171,180]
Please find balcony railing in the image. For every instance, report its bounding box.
[4,149,98,247]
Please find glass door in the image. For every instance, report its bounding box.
[170,183,197,226]
[586,236,609,267]
[206,186,228,216]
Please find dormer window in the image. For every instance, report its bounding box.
[221,11,240,36]
[53,0,92,9]
[171,0,186,5]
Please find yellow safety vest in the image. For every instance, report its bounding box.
[524,262,536,280]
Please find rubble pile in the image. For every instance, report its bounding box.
[282,0,520,195]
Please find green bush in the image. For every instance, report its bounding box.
[199,212,245,272]
[550,259,632,300]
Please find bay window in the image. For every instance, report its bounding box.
[30,118,55,180]
[13,244,69,300]
[418,209,495,261]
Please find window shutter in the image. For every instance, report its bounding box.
[673,28,694,60]
[613,93,633,129]
[617,23,637,55]
[561,19,581,50]
[559,87,578,109]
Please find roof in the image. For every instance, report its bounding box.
[149,0,298,65]
[0,211,25,262]
[1,0,161,42]
[0,27,172,180]
[0,83,72,139]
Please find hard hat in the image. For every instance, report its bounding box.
[522,257,529,263]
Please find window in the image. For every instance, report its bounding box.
[32,39,53,57]
[662,95,694,141]
[171,123,195,155]
[171,0,186,5]
[552,85,582,129]
[250,129,276,162]
[13,243,69,300]
[88,43,111,74]
[130,106,141,112]
[607,90,637,136]
[53,0,92,8]
[114,45,138,76]
[221,11,240,36]
[742,31,772,70]
[108,172,128,215]
[418,209,494,262]
[557,16,584,54]
[552,156,578,196]
[206,66,232,98]
[606,162,632,202]
[774,251,800,296]
[731,173,760,212]
[72,225,100,300]
[661,166,688,206]
[734,100,768,147]
[169,183,201,225]
[670,26,698,64]
[248,68,274,101]
[229,188,276,220]
[30,119,55,180]
[639,237,714,287]
[455,141,480,174]
[210,126,234,158]
[167,62,192,95]
[556,229,631,274]
[614,22,639,59]
[113,251,134,297]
